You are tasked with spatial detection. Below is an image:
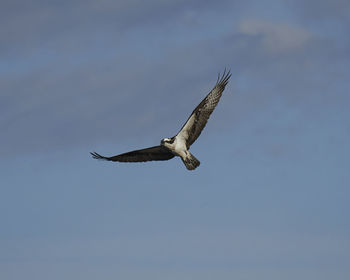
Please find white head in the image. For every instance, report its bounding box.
[161,138,173,145]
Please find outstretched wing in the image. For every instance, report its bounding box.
[177,69,231,148]
[91,145,174,162]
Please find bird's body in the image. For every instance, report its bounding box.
[91,69,231,170]
[161,135,199,170]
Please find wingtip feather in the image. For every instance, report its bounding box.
[90,152,109,160]
[217,68,231,87]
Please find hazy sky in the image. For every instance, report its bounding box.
[1,0,349,279]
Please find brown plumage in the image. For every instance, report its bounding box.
[90,146,174,162]
[177,69,231,149]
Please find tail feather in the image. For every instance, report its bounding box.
[181,153,200,170]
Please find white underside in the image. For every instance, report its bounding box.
[164,135,188,158]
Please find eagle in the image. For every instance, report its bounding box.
[91,69,231,170]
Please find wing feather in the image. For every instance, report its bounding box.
[91,145,174,162]
[177,69,231,148]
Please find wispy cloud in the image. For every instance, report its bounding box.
[238,19,311,53]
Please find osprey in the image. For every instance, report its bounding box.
[91,69,231,170]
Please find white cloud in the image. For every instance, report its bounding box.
[238,19,312,53]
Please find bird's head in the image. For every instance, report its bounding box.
[161,137,173,146]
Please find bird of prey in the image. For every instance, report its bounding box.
[91,69,231,170]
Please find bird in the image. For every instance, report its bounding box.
[91,69,231,170]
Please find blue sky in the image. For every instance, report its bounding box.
[1,0,349,279]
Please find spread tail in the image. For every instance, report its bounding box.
[181,152,200,170]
